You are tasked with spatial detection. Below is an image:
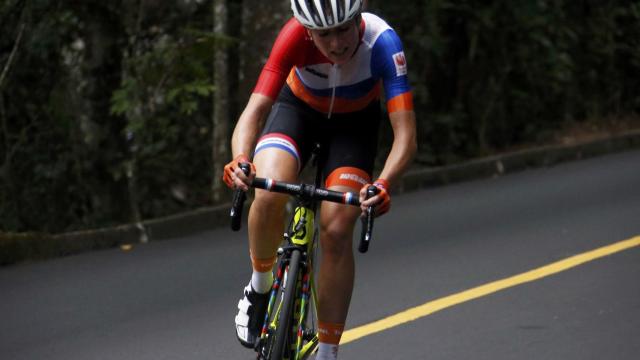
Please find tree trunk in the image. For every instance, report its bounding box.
[211,0,231,203]
[75,3,131,224]
[0,21,26,226]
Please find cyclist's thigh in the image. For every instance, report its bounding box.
[321,101,381,192]
[319,102,382,232]
[253,88,315,182]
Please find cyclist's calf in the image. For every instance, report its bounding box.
[317,202,359,325]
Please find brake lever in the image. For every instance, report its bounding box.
[358,185,379,253]
[230,163,251,231]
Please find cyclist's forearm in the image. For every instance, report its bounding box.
[378,110,417,187]
[231,93,274,158]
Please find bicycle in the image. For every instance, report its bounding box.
[229,153,378,360]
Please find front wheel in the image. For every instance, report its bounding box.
[270,249,301,359]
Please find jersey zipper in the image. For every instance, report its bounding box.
[327,64,339,119]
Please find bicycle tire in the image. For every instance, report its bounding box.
[271,249,302,359]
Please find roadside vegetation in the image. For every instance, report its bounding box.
[1,0,638,235]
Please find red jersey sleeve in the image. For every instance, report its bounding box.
[253,18,309,100]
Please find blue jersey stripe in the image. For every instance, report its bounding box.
[254,143,300,162]
[295,76,379,100]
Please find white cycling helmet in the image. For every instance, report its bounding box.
[291,0,363,30]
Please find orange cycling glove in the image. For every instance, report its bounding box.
[361,178,391,216]
[222,154,255,189]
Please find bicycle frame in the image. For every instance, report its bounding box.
[260,201,319,360]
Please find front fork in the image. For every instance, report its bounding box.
[258,245,316,360]
[294,260,315,360]
[258,205,318,359]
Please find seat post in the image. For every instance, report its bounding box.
[310,143,325,188]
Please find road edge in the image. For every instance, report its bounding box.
[2,130,639,266]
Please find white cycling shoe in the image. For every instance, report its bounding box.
[235,283,270,348]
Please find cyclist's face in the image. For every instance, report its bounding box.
[309,20,360,65]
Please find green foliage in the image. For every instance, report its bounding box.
[107,7,225,220]
[1,0,222,232]
[370,0,640,163]
[1,1,94,233]
[110,29,222,119]
[2,0,639,234]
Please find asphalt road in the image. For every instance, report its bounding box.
[2,150,639,360]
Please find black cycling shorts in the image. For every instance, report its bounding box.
[254,85,381,190]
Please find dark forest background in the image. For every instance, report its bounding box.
[1,0,639,235]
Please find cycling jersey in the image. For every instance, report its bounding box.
[253,12,413,117]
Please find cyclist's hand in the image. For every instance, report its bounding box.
[359,179,390,217]
[223,154,256,191]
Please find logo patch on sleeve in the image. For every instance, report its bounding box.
[392,52,407,76]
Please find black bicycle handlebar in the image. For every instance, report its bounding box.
[229,163,251,231]
[229,163,377,252]
[251,177,360,206]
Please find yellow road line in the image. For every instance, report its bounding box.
[341,235,640,345]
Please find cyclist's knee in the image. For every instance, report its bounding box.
[320,206,358,257]
[251,149,297,215]
[252,189,288,212]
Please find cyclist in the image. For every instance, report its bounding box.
[223,1,416,358]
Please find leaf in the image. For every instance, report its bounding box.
[110,89,132,115]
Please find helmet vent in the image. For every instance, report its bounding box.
[291,0,362,30]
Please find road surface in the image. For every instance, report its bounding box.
[2,150,639,359]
